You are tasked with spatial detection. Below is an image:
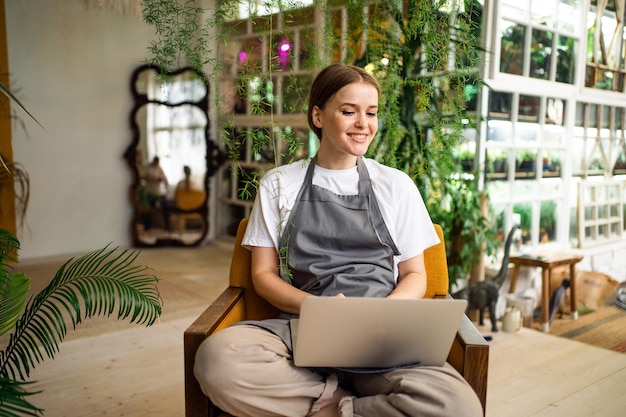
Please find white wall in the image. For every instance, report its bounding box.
[6,1,156,259]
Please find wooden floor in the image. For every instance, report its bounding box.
[13,241,626,417]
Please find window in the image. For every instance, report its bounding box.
[485,91,567,246]
[578,180,625,247]
[499,0,580,84]
[585,0,626,91]
[573,102,626,176]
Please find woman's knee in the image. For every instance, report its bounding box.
[351,365,483,417]
[194,325,291,396]
[194,327,243,396]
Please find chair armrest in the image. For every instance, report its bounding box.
[184,287,246,417]
[447,314,489,415]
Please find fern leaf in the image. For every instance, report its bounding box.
[0,377,43,416]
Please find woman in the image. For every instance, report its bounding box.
[194,64,482,417]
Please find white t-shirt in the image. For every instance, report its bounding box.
[242,158,440,277]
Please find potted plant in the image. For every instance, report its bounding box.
[0,229,162,415]
[516,149,536,174]
[486,148,508,176]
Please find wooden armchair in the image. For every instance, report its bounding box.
[184,219,489,417]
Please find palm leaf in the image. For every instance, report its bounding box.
[0,230,30,336]
[0,272,30,337]
[0,378,43,416]
[0,230,19,264]
[0,245,162,381]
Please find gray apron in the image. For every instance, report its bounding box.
[241,157,400,351]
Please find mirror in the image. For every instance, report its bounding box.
[124,64,223,247]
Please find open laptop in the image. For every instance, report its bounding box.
[290,297,468,370]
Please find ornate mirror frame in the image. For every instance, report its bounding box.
[124,64,223,247]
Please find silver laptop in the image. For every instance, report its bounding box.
[290,297,468,370]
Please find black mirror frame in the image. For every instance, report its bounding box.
[123,64,224,247]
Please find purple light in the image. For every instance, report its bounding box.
[279,41,291,54]
[238,51,248,63]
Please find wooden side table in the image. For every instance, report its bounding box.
[508,253,584,332]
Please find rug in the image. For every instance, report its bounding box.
[545,283,626,353]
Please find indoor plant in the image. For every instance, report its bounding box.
[0,229,162,416]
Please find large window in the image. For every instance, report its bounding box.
[499,0,580,84]
[483,90,567,247]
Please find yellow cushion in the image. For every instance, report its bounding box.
[423,224,449,298]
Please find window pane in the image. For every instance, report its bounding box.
[489,91,513,120]
[542,149,562,177]
[571,128,585,175]
[575,102,585,127]
[540,200,558,243]
[530,29,552,80]
[543,124,566,145]
[486,148,509,180]
[501,0,529,18]
[531,0,557,28]
[589,146,605,172]
[500,21,526,75]
[487,120,513,143]
[519,95,541,122]
[516,123,539,142]
[615,148,626,174]
[513,202,533,244]
[515,149,537,179]
[556,36,576,83]
[558,0,582,34]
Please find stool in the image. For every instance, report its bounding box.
[508,253,584,332]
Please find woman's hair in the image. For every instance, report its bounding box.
[307,64,380,140]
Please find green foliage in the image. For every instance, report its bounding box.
[346,0,491,284]
[428,174,497,287]
[142,0,214,78]
[0,229,162,415]
[0,378,42,416]
[356,0,483,194]
[141,0,495,286]
[0,230,28,337]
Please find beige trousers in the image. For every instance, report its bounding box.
[194,325,483,417]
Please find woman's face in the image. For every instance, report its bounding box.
[311,81,379,162]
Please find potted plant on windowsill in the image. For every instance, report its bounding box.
[0,229,162,415]
[516,149,536,173]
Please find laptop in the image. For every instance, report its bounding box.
[290,297,468,370]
